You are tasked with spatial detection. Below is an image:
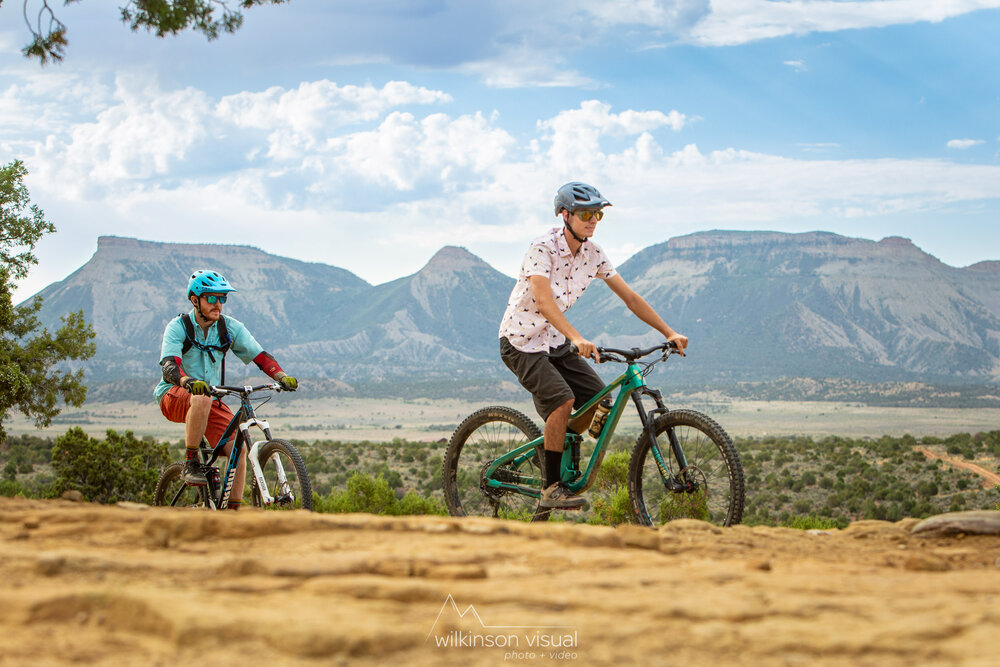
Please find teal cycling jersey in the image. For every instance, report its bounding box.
[153,310,264,404]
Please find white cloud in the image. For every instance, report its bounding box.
[30,75,211,196]
[217,80,450,133]
[947,138,984,149]
[784,60,807,71]
[580,0,711,30]
[8,75,1000,300]
[797,142,840,152]
[325,110,517,191]
[0,67,112,134]
[458,46,597,89]
[216,80,451,161]
[538,100,687,167]
[688,0,1000,46]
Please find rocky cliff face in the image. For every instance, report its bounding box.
[22,231,1000,386]
[31,236,370,379]
[575,231,1000,383]
[280,245,514,378]
[28,237,513,382]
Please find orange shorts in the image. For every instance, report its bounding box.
[159,385,236,447]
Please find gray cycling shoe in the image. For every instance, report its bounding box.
[182,459,208,486]
[539,483,587,510]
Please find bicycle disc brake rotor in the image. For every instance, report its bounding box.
[679,465,708,495]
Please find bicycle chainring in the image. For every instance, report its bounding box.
[479,460,508,502]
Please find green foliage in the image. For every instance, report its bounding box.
[50,427,170,503]
[592,451,629,491]
[657,488,710,523]
[314,472,446,516]
[739,431,998,526]
[1,160,96,442]
[779,515,848,530]
[396,490,447,516]
[23,0,291,63]
[587,486,632,526]
[0,478,29,498]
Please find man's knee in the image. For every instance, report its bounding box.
[546,398,574,421]
[189,394,212,412]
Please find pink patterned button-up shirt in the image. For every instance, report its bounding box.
[499,227,618,353]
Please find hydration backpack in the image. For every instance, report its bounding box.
[178,313,233,384]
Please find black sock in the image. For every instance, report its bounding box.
[544,450,562,488]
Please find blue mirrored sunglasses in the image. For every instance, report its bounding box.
[202,294,227,304]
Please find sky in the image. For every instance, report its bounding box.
[2,0,1000,303]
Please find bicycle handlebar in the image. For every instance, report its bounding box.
[567,341,679,363]
[209,381,283,398]
[596,341,678,363]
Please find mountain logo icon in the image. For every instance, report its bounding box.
[425,594,576,648]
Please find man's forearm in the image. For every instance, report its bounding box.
[535,294,583,343]
[625,295,676,339]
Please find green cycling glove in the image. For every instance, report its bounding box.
[182,378,209,395]
[278,375,298,391]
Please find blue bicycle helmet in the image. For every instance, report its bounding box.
[554,182,611,216]
[187,270,236,297]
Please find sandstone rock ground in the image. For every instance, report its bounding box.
[1,498,999,666]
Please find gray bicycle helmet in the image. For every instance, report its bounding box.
[554,182,611,216]
[187,270,236,297]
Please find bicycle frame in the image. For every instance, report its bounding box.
[482,356,688,497]
[168,384,293,509]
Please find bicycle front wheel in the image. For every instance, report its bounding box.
[251,439,313,511]
[629,409,744,527]
[153,462,211,508]
[443,406,549,522]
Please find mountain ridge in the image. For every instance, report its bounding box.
[21,231,1000,387]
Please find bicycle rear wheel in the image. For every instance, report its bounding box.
[251,439,313,511]
[443,406,549,522]
[153,462,211,508]
[629,409,744,527]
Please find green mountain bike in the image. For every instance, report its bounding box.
[443,342,744,525]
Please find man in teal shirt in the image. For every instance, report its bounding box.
[156,270,298,506]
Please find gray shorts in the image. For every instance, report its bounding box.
[499,337,605,421]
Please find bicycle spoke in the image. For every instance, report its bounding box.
[444,407,548,522]
[252,440,313,511]
[630,411,744,527]
[154,462,208,508]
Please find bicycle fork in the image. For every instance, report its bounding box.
[632,388,693,492]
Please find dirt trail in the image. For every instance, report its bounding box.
[2,498,1000,666]
[916,445,1000,489]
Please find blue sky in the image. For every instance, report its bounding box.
[2,0,1000,302]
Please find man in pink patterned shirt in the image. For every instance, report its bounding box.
[499,182,688,510]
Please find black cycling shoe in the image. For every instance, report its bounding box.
[181,459,208,486]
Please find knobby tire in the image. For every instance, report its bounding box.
[251,439,313,511]
[153,462,210,508]
[443,406,550,522]
[628,409,745,527]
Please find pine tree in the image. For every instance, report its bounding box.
[0,159,95,442]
